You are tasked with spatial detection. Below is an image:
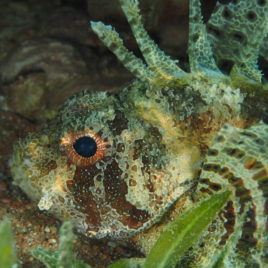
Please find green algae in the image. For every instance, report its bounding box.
[143,191,231,268]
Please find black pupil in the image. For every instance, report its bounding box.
[73,136,97,158]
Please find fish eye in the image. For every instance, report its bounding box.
[73,136,97,158]
[60,130,108,167]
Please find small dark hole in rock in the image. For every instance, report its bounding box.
[247,11,257,21]
[222,7,232,18]
[207,25,222,38]
[192,34,199,42]
[232,32,246,43]
[257,0,266,6]
[199,242,205,248]
[219,60,234,74]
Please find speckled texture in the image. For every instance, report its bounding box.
[207,0,268,81]
[10,86,203,239]
[8,0,268,267]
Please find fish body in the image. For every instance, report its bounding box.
[10,0,268,266]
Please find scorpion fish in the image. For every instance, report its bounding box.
[10,0,268,266]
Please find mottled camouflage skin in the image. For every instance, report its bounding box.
[10,0,267,266]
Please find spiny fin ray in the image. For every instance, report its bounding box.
[188,0,220,73]
[119,0,187,81]
[90,21,156,82]
[197,122,268,266]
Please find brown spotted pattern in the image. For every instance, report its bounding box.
[10,89,201,239]
[9,0,268,266]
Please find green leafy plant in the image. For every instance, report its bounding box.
[0,218,17,268]
[143,191,230,268]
